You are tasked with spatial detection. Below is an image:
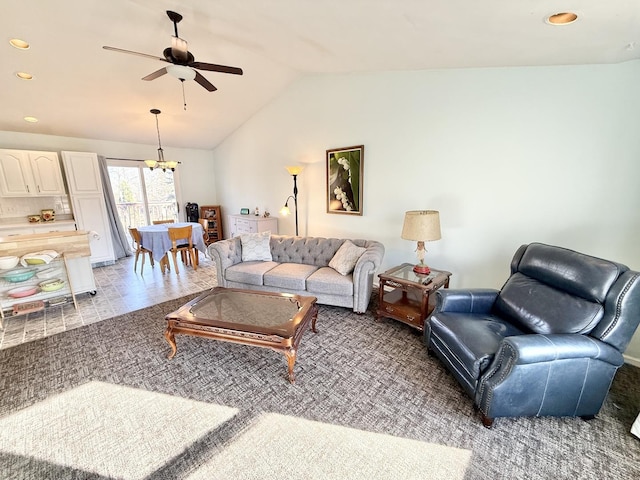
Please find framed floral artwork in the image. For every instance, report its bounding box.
[326,145,364,215]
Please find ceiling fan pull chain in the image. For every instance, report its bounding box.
[181,79,187,110]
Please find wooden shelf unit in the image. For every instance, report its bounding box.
[200,205,223,244]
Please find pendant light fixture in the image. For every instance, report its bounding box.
[144,108,179,172]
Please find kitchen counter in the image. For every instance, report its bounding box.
[0,218,77,236]
[0,230,91,257]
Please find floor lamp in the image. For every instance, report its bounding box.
[280,166,303,236]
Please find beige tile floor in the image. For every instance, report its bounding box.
[0,253,218,350]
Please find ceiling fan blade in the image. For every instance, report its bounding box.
[190,62,243,75]
[194,71,217,92]
[103,45,168,63]
[142,67,168,81]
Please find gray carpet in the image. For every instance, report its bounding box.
[0,291,639,479]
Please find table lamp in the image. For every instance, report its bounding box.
[401,210,441,274]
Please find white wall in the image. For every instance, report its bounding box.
[0,131,218,216]
[211,60,640,361]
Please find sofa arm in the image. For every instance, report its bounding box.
[434,289,499,315]
[352,241,385,313]
[207,237,243,287]
[476,334,624,421]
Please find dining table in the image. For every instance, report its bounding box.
[137,222,207,264]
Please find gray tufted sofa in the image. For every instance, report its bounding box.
[208,235,385,313]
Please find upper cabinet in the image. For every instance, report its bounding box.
[61,150,102,195]
[0,149,66,197]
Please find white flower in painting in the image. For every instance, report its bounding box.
[337,156,350,171]
[333,185,353,211]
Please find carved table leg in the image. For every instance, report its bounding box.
[164,327,177,359]
[284,348,297,384]
[311,304,319,333]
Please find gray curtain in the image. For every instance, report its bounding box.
[97,155,131,259]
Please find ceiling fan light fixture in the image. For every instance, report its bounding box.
[167,64,195,81]
[545,12,578,25]
[144,159,158,169]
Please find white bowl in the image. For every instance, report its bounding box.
[0,256,19,270]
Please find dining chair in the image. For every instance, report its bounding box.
[129,227,154,275]
[194,218,210,264]
[167,225,197,274]
[198,218,210,245]
[152,219,175,224]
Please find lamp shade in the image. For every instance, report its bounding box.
[401,210,441,242]
[286,166,304,175]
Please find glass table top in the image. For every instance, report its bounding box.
[185,289,308,335]
[384,264,443,285]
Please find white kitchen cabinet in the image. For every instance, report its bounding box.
[61,150,102,195]
[61,151,115,265]
[0,149,65,197]
[228,214,278,238]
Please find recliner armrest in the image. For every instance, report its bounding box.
[434,289,499,314]
[502,334,624,366]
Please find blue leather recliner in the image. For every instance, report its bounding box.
[425,243,640,427]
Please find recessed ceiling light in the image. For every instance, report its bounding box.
[9,38,30,49]
[546,12,578,25]
[23,116,38,123]
[16,72,33,80]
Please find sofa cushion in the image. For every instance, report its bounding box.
[307,267,354,296]
[264,263,319,290]
[226,261,279,286]
[328,240,367,275]
[241,231,272,262]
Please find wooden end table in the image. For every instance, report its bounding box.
[376,263,451,331]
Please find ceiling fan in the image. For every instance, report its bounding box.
[103,10,243,93]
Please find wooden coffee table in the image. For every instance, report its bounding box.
[164,287,319,383]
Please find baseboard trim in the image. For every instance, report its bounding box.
[623,354,640,368]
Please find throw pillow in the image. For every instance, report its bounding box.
[329,240,366,275]
[241,231,272,262]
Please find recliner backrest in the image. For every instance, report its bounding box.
[493,243,628,337]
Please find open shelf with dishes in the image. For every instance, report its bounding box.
[0,254,78,328]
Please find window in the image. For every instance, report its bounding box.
[107,160,181,228]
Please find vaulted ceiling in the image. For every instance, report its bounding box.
[2,0,638,150]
